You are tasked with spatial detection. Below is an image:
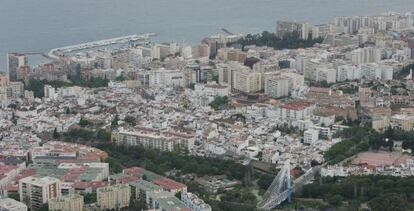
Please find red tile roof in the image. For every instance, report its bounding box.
[117,175,140,184]
[281,101,314,111]
[123,167,145,176]
[73,181,108,189]
[152,177,187,191]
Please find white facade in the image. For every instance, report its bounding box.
[189,82,229,106]
[275,102,316,122]
[316,67,337,83]
[337,65,361,81]
[0,198,27,211]
[265,77,290,98]
[149,69,185,88]
[303,129,319,144]
[360,63,393,81]
[181,192,212,211]
[44,85,57,100]
[350,47,381,65]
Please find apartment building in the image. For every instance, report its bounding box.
[19,176,61,211]
[97,184,131,211]
[233,69,262,93]
[129,180,163,207]
[48,194,84,211]
[275,101,316,122]
[181,192,212,211]
[264,76,290,98]
[0,198,27,211]
[115,127,195,152]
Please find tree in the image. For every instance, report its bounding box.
[231,31,323,50]
[209,96,228,110]
[8,192,20,201]
[212,75,219,83]
[257,174,274,190]
[65,107,71,114]
[175,191,182,200]
[320,80,330,88]
[97,129,111,143]
[79,117,89,127]
[327,194,343,207]
[111,115,119,129]
[244,57,260,69]
[130,198,147,210]
[53,128,60,139]
[368,193,408,211]
[124,116,136,126]
[38,203,49,211]
[83,193,97,204]
[11,112,17,125]
[115,75,126,81]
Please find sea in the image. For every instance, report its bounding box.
[1,0,414,70]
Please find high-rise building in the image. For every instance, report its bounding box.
[97,184,131,211]
[7,82,24,98]
[303,129,319,144]
[316,67,337,84]
[19,176,61,211]
[336,65,361,81]
[359,64,392,81]
[44,85,57,100]
[7,53,28,81]
[233,69,262,93]
[276,21,310,40]
[48,194,84,211]
[350,47,381,65]
[264,76,290,98]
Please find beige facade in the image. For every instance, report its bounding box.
[390,114,414,131]
[217,48,247,63]
[49,194,84,211]
[233,70,262,93]
[372,116,390,132]
[97,184,131,210]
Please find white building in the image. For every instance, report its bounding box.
[360,63,393,81]
[44,85,57,100]
[350,47,381,65]
[115,128,195,152]
[149,69,185,88]
[0,198,27,211]
[336,65,361,81]
[189,82,229,106]
[264,77,290,98]
[316,67,337,83]
[181,192,212,211]
[303,129,319,144]
[274,101,316,122]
